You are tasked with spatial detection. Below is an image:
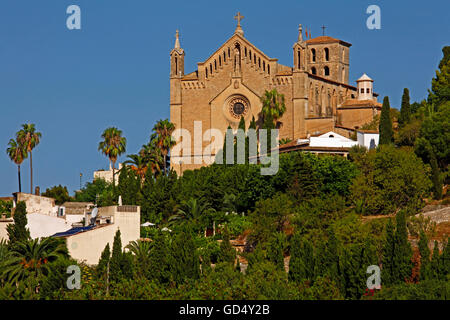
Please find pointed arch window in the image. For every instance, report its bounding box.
[324,66,330,76]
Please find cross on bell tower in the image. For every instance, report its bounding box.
[321,25,327,36]
[234,12,244,36]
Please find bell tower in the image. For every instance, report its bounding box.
[170,29,184,172]
[170,30,184,78]
[293,24,306,71]
[292,24,308,138]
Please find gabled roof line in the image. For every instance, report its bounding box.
[198,33,276,66]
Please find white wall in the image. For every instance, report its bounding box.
[357,132,379,149]
[310,132,358,148]
[27,214,72,239]
[66,206,140,265]
[16,193,56,216]
[93,163,122,186]
[0,220,13,241]
[65,214,84,225]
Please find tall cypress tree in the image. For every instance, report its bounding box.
[288,154,319,201]
[96,243,111,278]
[359,237,378,294]
[149,233,171,283]
[418,230,431,281]
[289,233,315,283]
[392,210,413,284]
[398,88,411,128]
[430,151,443,200]
[288,233,303,282]
[340,245,362,299]
[324,230,341,286]
[6,201,30,245]
[314,240,328,279]
[267,233,285,271]
[382,218,395,286]
[262,113,274,156]
[221,125,233,165]
[110,229,123,282]
[379,96,394,145]
[430,241,441,279]
[168,229,199,284]
[118,166,141,205]
[440,237,449,278]
[235,117,246,164]
[247,116,257,161]
[249,116,257,130]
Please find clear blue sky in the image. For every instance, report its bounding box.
[0,0,449,196]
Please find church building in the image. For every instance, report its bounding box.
[170,13,381,174]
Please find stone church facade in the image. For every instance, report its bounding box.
[170,14,381,174]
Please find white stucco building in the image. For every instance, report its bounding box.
[56,205,140,265]
[279,130,379,156]
[94,163,123,186]
[357,130,379,149]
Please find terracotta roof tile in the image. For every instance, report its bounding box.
[305,36,351,47]
[357,129,379,134]
[339,99,382,108]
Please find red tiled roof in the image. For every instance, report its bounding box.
[308,74,357,91]
[339,99,382,108]
[357,129,379,134]
[305,36,352,47]
[279,143,350,153]
[335,124,356,131]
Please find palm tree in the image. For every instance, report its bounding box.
[98,127,127,187]
[2,237,68,284]
[140,142,163,177]
[16,124,41,194]
[261,89,286,128]
[6,138,28,193]
[151,119,176,175]
[169,198,215,234]
[126,240,152,278]
[123,154,148,183]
